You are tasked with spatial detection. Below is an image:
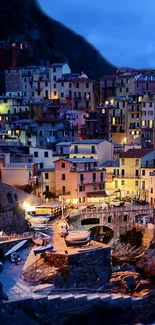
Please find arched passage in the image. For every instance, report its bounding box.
[81,218,99,226]
[90,225,114,244]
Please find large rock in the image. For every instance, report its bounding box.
[136,249,155,276]
[104,271,142,294]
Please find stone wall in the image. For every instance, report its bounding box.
[0,209,27,234]
[45,247,111,289]
[0,183,18,211]
[1,292,154,325]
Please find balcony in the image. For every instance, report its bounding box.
[73,96,82,100]
[79,179,105,185]
[71,166,105,172]
[113,174,141,179]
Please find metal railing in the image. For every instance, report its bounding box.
[0,231,34,243]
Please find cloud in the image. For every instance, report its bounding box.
[38,0,155,68]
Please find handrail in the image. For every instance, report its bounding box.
[0,231,34,242]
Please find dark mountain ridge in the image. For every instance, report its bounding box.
[0,0,116,79]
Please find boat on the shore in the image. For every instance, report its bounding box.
[33,244,54,256]
[27,214,52,224]
[32,232,50,246]
[65,230,90,246]
[5,239,27,257]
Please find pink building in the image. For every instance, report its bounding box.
[54,158,107,204]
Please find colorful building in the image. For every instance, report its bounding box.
[54,158,106,204]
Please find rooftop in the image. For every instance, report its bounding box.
[121,148,154,158]
[102,160,119,167]
[73,139,105,145]
[56,142,72,146]
[50,63,66,67]
[39,168,55,172]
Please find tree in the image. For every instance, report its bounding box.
[43,191,58,201]
[23,184,33,194]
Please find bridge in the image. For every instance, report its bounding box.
[71,205,154,237]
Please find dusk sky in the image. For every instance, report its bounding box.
[38,0,155,69]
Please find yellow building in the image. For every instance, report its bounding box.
[104,149,155,201]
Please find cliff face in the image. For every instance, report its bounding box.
[0,0,116,79]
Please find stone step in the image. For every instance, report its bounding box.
[111,294,123,301]
[61,294,74,300]
[47,294,61,300]
[87,293,100,301]
[98,293,111,302]
[73,293,88,301]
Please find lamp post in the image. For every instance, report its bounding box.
[61,197,64,219]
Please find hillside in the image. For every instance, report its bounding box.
[0,0,116,79]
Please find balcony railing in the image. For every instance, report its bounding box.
[112,174,141,179]
[79,179,105,184]
[70,167,105,172]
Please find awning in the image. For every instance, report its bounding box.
[87,191,109,198]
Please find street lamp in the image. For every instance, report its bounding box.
[61,197,64,219]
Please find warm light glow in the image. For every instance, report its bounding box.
[50,91,58,100]
[0,116,2,121]
[102,109,105,114]
[15,130,20,135]
[8,130,11,136]
[110,99,114,105]
[138,96,143,102]
[105,101,109,105]
[122,137,126,145]
[73,198,78,204]
[142,120,146,126]
[112,117,115,125]
[149,120,153,128]
[23,202,36,212]
[131,131,135,135]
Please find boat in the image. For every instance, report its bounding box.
[65,230,90,246]
[32,232,50,246]
[33,244,54,256]
[31,224,49,231]
[5,239,27,257]
[65,237,90,246]
[27,215,51,224]
[10,252,20,264]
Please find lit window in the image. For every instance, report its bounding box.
[142,120,146,126]
[149,120,153,128]
[102,109,105,114]
[15,130,20,135]
[105,101,109,105]
[8,130,11,136]
[0,116,1,121]
[110,99,114,105]
[112,117,115,125]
